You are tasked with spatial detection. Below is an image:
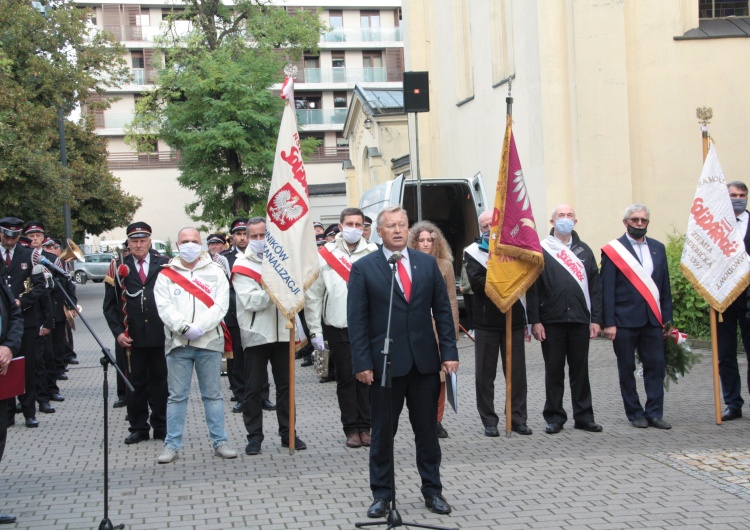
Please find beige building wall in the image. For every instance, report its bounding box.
[402,0,750,252]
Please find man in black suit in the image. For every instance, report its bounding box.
[601,204,673,429]
[347,205,459,519]
[0,266,24,525]
[0,217,49,428]
[102,222,169,444]
[718,181,750,421]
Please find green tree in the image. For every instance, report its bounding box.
[126,0,325,229]
[0,0,140,240]
[665,229,710,339]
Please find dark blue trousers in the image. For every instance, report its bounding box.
[717,294,750,412]
[613,326,665,420]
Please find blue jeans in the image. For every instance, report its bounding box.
[164,346,227,451]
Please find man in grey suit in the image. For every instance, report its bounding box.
[347,205,459,519]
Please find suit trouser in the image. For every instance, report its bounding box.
[36,333,58,402]
[228,325,270,403]
[14,329,41,419]
[242,342,290,443]
[612,326,665,420]
[541,322,595,424]
[127,346,168,435]
[325,325,371,436]
[64,321,76,363]
[51,320,67,379]
[474,327,527,427]
[370,365,442,501]
[716,294,750,411]
[0,398,7,462]
[115,342,127,400]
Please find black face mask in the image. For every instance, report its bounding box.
[627,225,648,239]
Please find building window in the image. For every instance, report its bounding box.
[131,51,145,69]
[332,52,346,69]
[452,0,474,104]
[329,10,343,28]
[360,10,381,28]
[362,52,383,68]
[333,92,348,108]
[699,0,749,18]
[162,8,186,20]
[296,95,321,110]
[490,0,514,88]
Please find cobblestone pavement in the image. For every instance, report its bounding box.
[3,283,750,528]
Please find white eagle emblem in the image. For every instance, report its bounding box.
[269,189,304,226]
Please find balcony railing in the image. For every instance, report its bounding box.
[107,151,181,170]
[306,146,349,163]
[98,112,135,129]
[100,21,192,42]
[302,67,387,84]
[295,108,348,126]
[321,27,402,43]
[131,68,146,85]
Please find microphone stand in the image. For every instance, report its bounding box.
[51,274,133,530]
[356,256,456,530]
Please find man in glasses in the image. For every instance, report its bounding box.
[601,204,673,429]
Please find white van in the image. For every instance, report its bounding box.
[359,173,488,273]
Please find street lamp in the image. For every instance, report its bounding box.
[364,116,373,130]
[32,1,73,244]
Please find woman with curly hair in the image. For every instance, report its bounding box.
[408,221,459,438]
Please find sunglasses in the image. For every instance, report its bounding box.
[627,217,650,225]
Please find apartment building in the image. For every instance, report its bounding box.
[76,0,403,241]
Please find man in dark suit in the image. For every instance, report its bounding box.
[0,217,50,428]
[347,205,459,519]
[717,181,750,421]
[601,204,673,429]
[102,222,169,444]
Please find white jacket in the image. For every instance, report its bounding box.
[233,250,289,348]
[305,234,378,336]
[154,253,230,354]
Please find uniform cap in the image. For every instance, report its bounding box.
[315,233,327,246]
[23,221,45,235]
[0,217,24,237]
[126,221,152,239]
[324,224,340,237]
[207,233,226,245]
[230,218,249,234]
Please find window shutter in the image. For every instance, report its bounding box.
[144,49,156,83]
[123,5,142,40]
[102,4,122,40]
[385,48,403,82]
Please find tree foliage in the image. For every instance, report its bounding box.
[0,0,141,240]
[665,229,710,339]
[126,0,325,230]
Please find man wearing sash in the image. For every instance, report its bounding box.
[528,204,603,434]
[306,207,378,449]
[153,227,237,463]
[233,217,306,455]
[601,204,673,429]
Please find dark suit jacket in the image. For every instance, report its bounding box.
[347,248,458,379]
[601,234,673,329]
[103,249,168,348]
[1,245,49,329]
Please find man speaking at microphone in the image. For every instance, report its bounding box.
[347,205,459,519]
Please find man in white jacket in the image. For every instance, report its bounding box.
[233,217,305,455]
[305,207,378,448]
[153,227,237,464]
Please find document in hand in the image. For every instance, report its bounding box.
[446,371,458,413]
[0,357,25,400]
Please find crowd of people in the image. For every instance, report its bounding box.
[3,181,750,522]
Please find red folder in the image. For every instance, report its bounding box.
[0,357,25,400]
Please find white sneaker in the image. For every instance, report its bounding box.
[157,447,179,464]
[214,443,238,459]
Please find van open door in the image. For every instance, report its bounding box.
[359,175,405,244]
[471,172,488,222]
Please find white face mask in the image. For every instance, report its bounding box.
[342,226,363,244]
[178,242,202,263]
[248,239,265,257]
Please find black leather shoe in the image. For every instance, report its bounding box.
[56,372,68,381]
[113,398,126,408]
[39,402,55,414]
[124,432,149,444]
[25,417,39,428]
[367,499,388,518]
[424,494,452,515]
[545,422,563,434]
[245,439,262,455]
[67,358,79,365]
[262,400,276,411]
[232,402,243,413]
[319,375,335,383]
[230,395,238,402]
[50,393,65,402]
[574,420,603,433]
[484,425,500,437]
[722,408,742,421]
[437,422,448,438]
[0,514,16,524]
[15,403,22,414]
[281,436,307,450]
[301,357,313,367]
[647,417,672,430]
[630,417,649,428]
[512,423,533,435]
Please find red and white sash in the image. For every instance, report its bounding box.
[231,258,262,284]
[601,239,662,326]
[541,236,591,314]
[319,245,353,283]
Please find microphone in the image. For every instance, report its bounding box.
[387,251,402,265]
[38,255,70,278]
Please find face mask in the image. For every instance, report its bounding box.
[248,239,265,257]
[178,242,202,263]
[732,198,747,215]
[342,226,363,244]
[627,225,648,239]
[554,218,575,235]
[479,231,490,250]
